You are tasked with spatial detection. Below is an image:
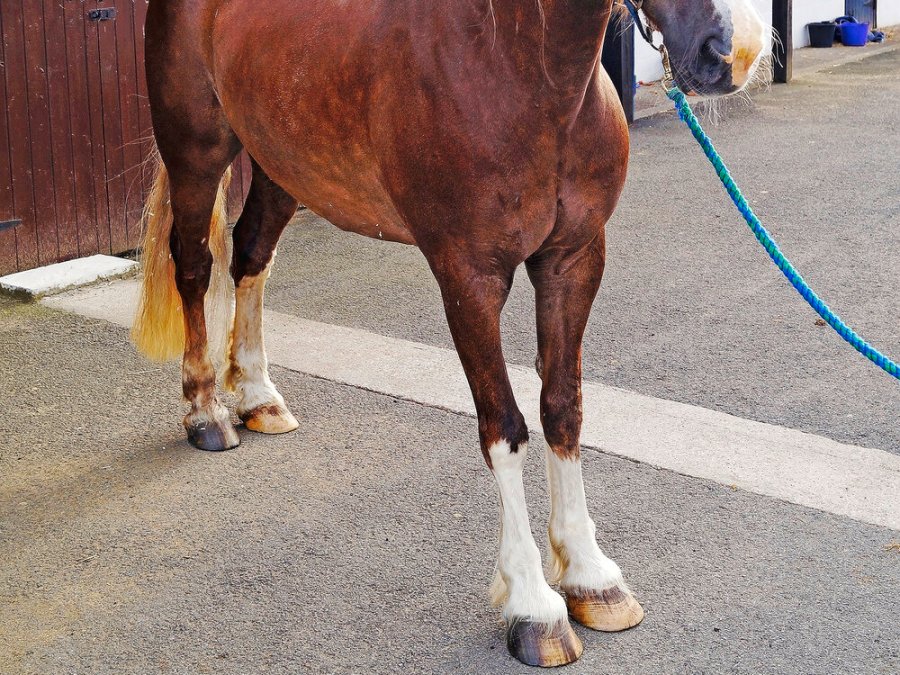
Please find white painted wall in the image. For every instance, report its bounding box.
[635,38,663,84]
[793,0,844,47]
[880,0,900,27]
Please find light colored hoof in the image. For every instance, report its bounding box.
[565,586,644,632]
[506,619,583,668]
[240,403,299,435]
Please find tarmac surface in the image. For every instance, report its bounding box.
[2,45,900,675]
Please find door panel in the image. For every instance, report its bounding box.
[845,0,877,27]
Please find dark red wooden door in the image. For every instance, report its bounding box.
[0,0,249,275]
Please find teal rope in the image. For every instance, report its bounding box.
[666,87,899,381]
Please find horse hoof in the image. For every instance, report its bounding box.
[565,586,644,632]
[240,403,300,435]
[506,619,583,668]
[185,419,241,452]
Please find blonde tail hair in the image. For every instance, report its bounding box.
[131,149,233,363]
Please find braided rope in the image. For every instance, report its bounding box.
[666,87,899,381]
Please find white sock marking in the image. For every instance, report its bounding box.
[488,441,568,624]
[546,450,625,593]
[228,262,287,414]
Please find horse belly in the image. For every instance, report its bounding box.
[209,2,414,244]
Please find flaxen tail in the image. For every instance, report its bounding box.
[131,148,233,363]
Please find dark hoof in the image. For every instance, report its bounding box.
[186,419,240,452]
[240,403,299,435]
[507,619,583,668]
[565,586,644,632]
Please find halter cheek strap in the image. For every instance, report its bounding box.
[619,0,655,46]
[618,0,676,90]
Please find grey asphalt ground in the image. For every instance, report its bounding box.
[2,46,900,675]
[263,47,900,453]
[1,302,898,674]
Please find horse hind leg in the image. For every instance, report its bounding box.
[168,155,242,450]
[132,105,242,451]
[224,160,300,434]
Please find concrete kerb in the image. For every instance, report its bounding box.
[0,254,139,301]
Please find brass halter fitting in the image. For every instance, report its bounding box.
[659,44,676,90]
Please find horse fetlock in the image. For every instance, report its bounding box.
[500,574,569,626]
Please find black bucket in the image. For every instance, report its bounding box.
[808,22,836,48]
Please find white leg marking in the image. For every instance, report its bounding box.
[226,261,287,415]
[546,450,625,593]
[488,441,568,625]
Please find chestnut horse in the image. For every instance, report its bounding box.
[133,0,767,666]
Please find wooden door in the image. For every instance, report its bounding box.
[0,0,250,276]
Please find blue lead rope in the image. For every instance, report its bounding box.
[666,86,900,381]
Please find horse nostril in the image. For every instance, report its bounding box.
[701,36,730,63]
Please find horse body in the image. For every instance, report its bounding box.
[203,0,625,252]
[135,0,767,666]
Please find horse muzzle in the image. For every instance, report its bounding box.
[655,0,769,96]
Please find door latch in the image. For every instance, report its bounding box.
[87,8,117,21]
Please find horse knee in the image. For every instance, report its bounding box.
[480,408,529,462]
[541,392,582,455]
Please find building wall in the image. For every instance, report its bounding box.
[880,0,900,26]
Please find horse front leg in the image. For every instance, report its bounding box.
[431,255,583,667]
[526,236,645,633]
